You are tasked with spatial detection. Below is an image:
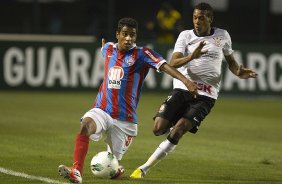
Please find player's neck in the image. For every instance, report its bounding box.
[194,27,214,37]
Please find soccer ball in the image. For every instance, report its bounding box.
[90,151,119,178]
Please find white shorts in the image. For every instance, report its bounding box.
[81,108,138,160]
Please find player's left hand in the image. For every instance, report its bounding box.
[101,38,105,48]
[236,65,258,79]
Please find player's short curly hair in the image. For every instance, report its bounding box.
[194,2,213,18]
[117,17,138,33]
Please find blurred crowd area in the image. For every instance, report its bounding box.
[0,0,282,44]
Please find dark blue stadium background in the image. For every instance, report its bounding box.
[0,0,280,44]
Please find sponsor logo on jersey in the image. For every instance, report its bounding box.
[194,82,212,94]
[108,66,124,89]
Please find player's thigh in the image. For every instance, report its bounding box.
[80,117,97,135]
[81,108,112,141]
[154,89,187,125]
[183,95,215,133]
[153,117,171,135]
[106,125,133,160]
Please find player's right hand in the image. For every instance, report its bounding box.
[191,41,207,59]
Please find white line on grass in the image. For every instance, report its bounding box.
[0,166,69,184]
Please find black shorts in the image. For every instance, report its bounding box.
[154,88,216,134]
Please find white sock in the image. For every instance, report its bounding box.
[139,139,176,174]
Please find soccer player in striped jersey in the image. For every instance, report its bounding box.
[130,3,258,179]
[58,17,204,183]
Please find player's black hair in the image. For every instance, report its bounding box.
[194,2,214,18]
[117,17,138,33]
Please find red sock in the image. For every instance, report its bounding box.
[73,134,89,175]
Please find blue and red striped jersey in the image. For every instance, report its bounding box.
[93,42,166,123]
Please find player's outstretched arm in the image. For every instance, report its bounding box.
[225,54,258,79]
[160,63,198,98]
[236,64,258,79]
[170,41,207,68]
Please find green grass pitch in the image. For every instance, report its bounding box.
[0,91,281,184]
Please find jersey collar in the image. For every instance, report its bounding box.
[114,43,137,51]
[193,27,215,37]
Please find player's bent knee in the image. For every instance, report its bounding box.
[152,128,167,136]
[153,118,170,136]
[79,117,97,136]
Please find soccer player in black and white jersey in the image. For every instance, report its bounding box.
[130,2,258,178]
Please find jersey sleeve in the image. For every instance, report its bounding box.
[173,31,188,54]
[222,30,234,56]
[142,48,166,72]
[101,42,109,59]
[101,42,115,59]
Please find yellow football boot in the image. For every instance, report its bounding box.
[130,168,145,179]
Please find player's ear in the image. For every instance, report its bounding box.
[116,31,119,40]
[209,16,213,24]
